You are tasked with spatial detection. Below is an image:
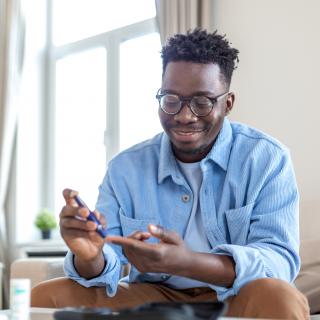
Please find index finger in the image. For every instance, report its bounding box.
[106,236,156,255]
[106,235,137,246]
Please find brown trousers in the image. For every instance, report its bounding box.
[31,277,310,319]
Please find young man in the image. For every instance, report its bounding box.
[31,29,309,319]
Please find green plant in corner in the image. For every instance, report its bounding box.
[34,208,57,239]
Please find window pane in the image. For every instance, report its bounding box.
[120,33,162,150]
[53,0,156,46]
[55,48,106,212]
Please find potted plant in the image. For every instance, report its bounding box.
[34,209,57,239]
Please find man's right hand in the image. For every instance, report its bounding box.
[60,188,107,278]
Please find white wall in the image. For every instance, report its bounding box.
[212,0,320,240]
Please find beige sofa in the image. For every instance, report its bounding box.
[295,239,320,315]
[10,257,65,289]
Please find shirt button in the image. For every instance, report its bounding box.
[182,194,190,202]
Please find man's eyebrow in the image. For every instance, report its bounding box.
[193,90,216,96]
[160,89,216,96]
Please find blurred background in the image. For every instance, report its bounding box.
[0,0,319,304]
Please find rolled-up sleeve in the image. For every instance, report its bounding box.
[63,244,122,297]
[209,149,300,301]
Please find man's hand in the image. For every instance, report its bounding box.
[107,224,236,287]
[60,188,106,278]
[106,224,192,275]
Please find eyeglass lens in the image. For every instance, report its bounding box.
[160,94,213,116]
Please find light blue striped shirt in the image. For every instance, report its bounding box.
[64,118,300,301]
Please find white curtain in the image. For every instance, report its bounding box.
[0,0,25,307]
[155,0,214,45]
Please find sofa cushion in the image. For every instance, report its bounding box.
[295,239,320,314]
[10,258,64,289]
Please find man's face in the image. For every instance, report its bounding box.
[159,61,234,163]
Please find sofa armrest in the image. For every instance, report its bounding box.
[10,258,65,289]
[295,239,320,314]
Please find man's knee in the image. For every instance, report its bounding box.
[241,277,304,300]
[31,277,78,308]
[235,278,310,319]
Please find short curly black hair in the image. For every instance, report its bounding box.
[161,28,239,86]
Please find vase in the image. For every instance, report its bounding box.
[41,230,51,240]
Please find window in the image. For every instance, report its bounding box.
[120,33,162,150]
[54,48,107,211]
[16,0,162,243]
[52,0,158,46]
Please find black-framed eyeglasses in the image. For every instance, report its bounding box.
[156,89,230,117]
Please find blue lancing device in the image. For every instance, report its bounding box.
[74,195,107,238]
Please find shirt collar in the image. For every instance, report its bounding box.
[158,118,233,184]
[205,118,233,171]
[158,133,179,184]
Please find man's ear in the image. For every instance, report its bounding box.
[225,92,235,115]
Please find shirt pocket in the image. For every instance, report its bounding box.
[119,208,160,243]
[225,203,254,245]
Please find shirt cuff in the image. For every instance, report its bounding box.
[63,244,122,297]
[208,244,268,301]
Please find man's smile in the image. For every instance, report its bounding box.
[170,128,205,142]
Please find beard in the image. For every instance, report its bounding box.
[171,141,214,157]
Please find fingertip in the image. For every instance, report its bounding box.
[63,188,79,202]
[148,224,156,232]
[79,207,89,218]
[69,189,79,198]
[105,236,112,242]
[142,231,151,238]
[148,224,161,235]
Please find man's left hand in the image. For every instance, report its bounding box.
[106,224,191,275]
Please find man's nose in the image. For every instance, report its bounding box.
[173,102,197,123]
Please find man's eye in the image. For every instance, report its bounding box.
[166,101,178,105]
[194,97,210,105]
[163,96,178,104]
